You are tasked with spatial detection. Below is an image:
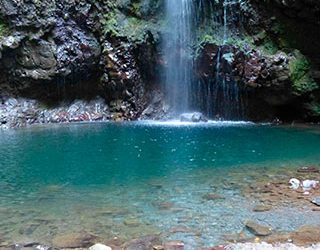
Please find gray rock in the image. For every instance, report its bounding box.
[180,112,208,123]
[123,235,160,250]
[245,220,272,236]
[312,197,320,206]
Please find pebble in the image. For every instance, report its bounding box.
[311,197,320,206]
[89,243,112,250]
[253,205,272,212]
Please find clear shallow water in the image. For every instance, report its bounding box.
[1,122,320,248]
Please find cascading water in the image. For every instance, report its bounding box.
[163,0,193,115]
[162,0,245,120]
[211,0,244,119]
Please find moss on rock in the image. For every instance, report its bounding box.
[0,19,9,38]
[289,51,318,95]
[101,0,162,43]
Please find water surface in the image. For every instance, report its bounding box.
[1,122,320,248]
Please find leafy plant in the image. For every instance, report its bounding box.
[289,52,318,95]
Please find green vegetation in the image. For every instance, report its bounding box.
[289,52,318,95]
[101,0,161,43]
[306,101,320,116]
[0,19,9,38]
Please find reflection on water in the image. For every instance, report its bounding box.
[0,122,320,248]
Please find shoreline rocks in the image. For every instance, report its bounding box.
[0,97,113,129]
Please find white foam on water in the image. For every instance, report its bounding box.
[136,119,255,127]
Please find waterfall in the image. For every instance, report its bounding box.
[210,0,243,120]
[163,0,193,115]
[162,0,244,120]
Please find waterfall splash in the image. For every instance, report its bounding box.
[163,0,193,115]
[162,0,245,120]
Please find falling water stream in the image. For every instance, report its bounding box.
[163,0,193,114]
[163,0,244,120]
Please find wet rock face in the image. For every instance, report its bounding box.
[0,0,160,122]
[0,21,101,84]
[53,17,101,78]
[195,42,314,121]
[0,0,102,96]
[0,0,319,123]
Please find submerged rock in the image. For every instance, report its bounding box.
[123,218,141,227]
[123,235,160,250]
[202,193,225,201]
[163,240,184,250]
[252,204,272,212]
[297,166,320,173]
[245,220,272,236]
[51,232,97,248]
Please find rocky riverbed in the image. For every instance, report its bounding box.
[1,163,320,250]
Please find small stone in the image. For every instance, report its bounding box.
[89,243,112,250]
[202,193,225,201]
[297,166,319,173]
[24,242,41,247]
[34,246,50,250]
[124,218,140,227]
[164,240,184,250]
[169,225,192,234]
[153,245,165,250]
[123,235,160,250]
[312,197,320,206]
[253,204,272,212]
[245,220,272,236]
[153,201,174,210]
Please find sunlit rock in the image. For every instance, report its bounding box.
[302,180,319,190]
[89,243,112,250]
[289,178,300,190]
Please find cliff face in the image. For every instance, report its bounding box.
[0,0,162,124]
[0,0,319,126]
[193,0,320,121]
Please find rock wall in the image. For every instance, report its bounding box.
[0,0,319,126]
[0,0,163,127]
[194,0,320,121]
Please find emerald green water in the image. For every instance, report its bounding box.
[1,122,320,248]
